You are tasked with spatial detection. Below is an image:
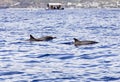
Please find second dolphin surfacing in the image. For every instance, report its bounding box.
[28,35,56,41]
[73,38,98,46]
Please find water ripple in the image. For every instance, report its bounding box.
[100,76,120,81]
[37,54,74,60]
[79,53,117,60]
[0,71,24,76]
[31,76,77,82]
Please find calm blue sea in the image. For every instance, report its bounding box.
[0,8,120,82]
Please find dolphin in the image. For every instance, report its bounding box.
[28,34,56,41]
[73,38,98,46]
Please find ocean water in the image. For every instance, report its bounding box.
[0,8,120,82]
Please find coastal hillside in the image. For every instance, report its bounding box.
[0,0,120,8]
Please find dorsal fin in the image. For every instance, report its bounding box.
[73,38,80,42]
[30,34,36,40]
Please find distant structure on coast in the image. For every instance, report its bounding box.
[46,3,64,10]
